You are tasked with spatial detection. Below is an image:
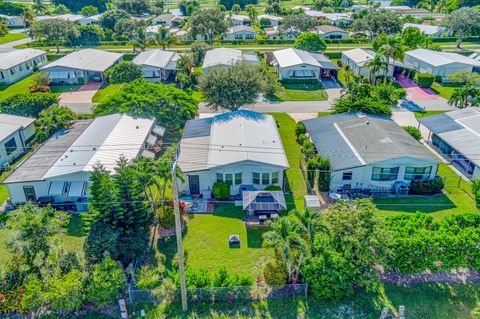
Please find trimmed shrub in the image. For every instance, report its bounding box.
[158,206,175,228]
[415,73,434,88]
[263,259,288,286]
[409,177,444,195]
[212,181,230,200]
[107,61,143,84]
[0,93,58,117]
[295,121,307,138]
[264,185,282,191]
[403,126,422,141]
[434,75,443,83]
[280,78,319,85]
[472,179,480,209]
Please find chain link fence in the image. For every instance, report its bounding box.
[128,283,308,304]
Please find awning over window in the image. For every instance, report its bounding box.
[48,181,65,195]
[49,71,76,79]
[68,181,86,197]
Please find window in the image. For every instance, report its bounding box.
[216,173,223,183]
[404,166,432,181]
[246,33,254,39]
[262,173,270,185]
[235,173,242,185]
[271,172,279,184]
[372,167,399,181]
[342,172,353,180]
[235,34,243,40]
[0,71,4,80]
[4,137,17,156]
[225,173,233,186]
[23,186,36,202]
[253,172,260,184]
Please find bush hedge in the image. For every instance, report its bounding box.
[415,73,435,88]
[409,177,444,195]
[212,182,230,200]
[280,78,319,84]
[0,93,58,116]
[403,126,422,141]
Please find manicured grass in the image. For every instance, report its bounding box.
[49,85,82,93]
[270,113,307,211]
[374,164,477,218]
[414,110,449,119]
[158,204,273,277]
[139,283,480,318]
[0,33,26,45]
[271,83,328,101]
[318,112,331,117]
[91,83,123,103]
[431,82,459,100]
[0,73,36,101]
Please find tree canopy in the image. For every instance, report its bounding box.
[52,0,107,12]
[30,19,79,53]
[294,32,327,52]
[107,61,143,84]
[280,13,317,38]
[352,10,402,38]
[189,7,227,45]
[100,9,131,30]
[442,7,480,47]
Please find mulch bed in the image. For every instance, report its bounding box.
[378,266,480,285]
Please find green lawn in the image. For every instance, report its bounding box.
[49,85,82,93]
[271,83,328,101]
[158,204,273,277]
[431,82,459,100]
[92,83,124,103]
[270,113,307,211]
[139,283,480,318]
[0,33,26,45]
[414,110,449,119]
[0,151,33,204]
[0,73,36,101]
[374,164,477,218]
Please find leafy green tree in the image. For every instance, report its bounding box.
[21,275,45,312]
[87,257,126,307]
[151,25,175,49]
[294,32,327,52]
[191,41,212,65]
[176,53,195,89]
[100,9,130,30]
[472,179,480,208]
[263,259,288,286]
[190,7,227,45]
[84,222,120,264]
[52,0,107,12]
[374,33,404,76]
[130,27,149,52]
[0,1,25,15]
[0,93,58,116]
[114,18,138,39]
[179,0,200,15]
[45,270,85,313]
[22,7,36,27]
[292,210,329,249]
[107,61,143,84]
[114,0,151,14]
[135,265,165,289]
[365,53,388,85]
[94,79,198,134]
[0,21,8,37]
[35,105,75,143]
[448,85,480,108]
[352,10,402,38]
[232,3,241,13]
[30,19,79,53]
[281,13,317,38]
[442,7,480,47]
[80,5,99,16]
[6,204,69,271]
[69,24,104,46]
[447,70,480,85]
[52,4,71,14]
[401,25,427,49]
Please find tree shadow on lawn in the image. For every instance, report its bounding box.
[373,194,456,214]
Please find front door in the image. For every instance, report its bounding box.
[188,175,200,195]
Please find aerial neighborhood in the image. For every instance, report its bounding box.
[0,0,480,317]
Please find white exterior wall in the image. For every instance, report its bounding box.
[22,123,35,142]
[329,157,439,191]
[0,131,26,167]
[403,55,474,80]
[140,65,173,83]
[7,181,50,203]
[4,16,25,27]
[341,53,394,78]
[473,165,480,180]
[275,63,321,80]
[0,53,48,85]
[223,31,256,41]
[179,161,286,195]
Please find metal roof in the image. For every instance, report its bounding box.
[41,49,124,73]
[0,49,46,70]
[178,110,289,173]
[0,114,35,142]
[311,53,338,70]
[226,25,256,34]
[132,49,179,69]
[230,14,251,21]
[316,25,347,34]
[418,108,480,167]
[403,23,443,35]
[242,191,287,211]
[405,49,480,67]
[304,113,438,171]
[258,14,283,22]
[36,14,85,22]
[202,48,243,69]
[272,48,321,68]
[343,48,404,67]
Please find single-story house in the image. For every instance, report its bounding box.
[0,49,47,85]
[36,14,85,23]
[314,25,349,39]
[0,114,35,169]
[173,28,210,41]
[305,11,352,27]
[0,14,25,27]
[132,49,180,83]
[223,25,257,41]
[258,14,283,27]
[41,49,124,84]
[418,108,480,180]
[404,49,480,81]
[341,48,398,78]
[3,114,165,210]
[385,7,445,19]
[145,24,174,36]
[152,14,184,27]
[303,113,440,192]
[264,26,297,40]
[402,23,449,37]
[228,14,251,26]
[78,14,101,25]
[272,48,338,80]
[202,48,259,71]
[177,110,289,196]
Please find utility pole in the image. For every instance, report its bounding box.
[171,154,188,311]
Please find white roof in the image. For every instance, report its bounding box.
[258,14,283,22]
[403,23,442,35]
[230,14,250,21]
[41,49,124,73]
[36,14,85,22]
[79,14,102,21]
[133,49,179,69]
[342,48,375,64]
[305,11,352,21]
[405,49,480,67]
[0,49,46,70]
[0,114,35,142]
[202,48,243,69]
[178,110,289,172]
[272,48,321,68]
[43,114,155,179]
[226,25,256,34]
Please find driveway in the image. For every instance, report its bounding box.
[59,82,102,114]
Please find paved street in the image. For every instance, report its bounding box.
[0,37,33,53]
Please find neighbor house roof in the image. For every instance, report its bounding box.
[0,49,46,70]
[0,114,35,143]
[405,49,480,67]
[305,11,352,21]
[403,23,443,35]
[230,14,251,21]
[418,108,480,167]
[342,48,403,67]
[316,24,347,34]
[258,14,283,22]
[226,25,256,34]
[133,49,179,69]
[154,13,184,22]
[303,113,438,171]
[36,14,85,22]
[41,49,124,73]
[5,114,157,183]
[202,48,258,69]
[272,48,321,68]
[178,110,289,172]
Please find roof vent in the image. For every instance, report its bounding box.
[93,147,96,150]
[366,121,370,125]
[136,126,139,129]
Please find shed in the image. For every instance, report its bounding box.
[304,195,321,211]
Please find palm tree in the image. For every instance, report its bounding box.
[33,0,48,14]
[246,5,258,23]
[263,218,307,282]
[22,7,35,28]
[130,27,148,52]
[365,53,388,85]
[380,35,404,82]
[292,210,329,248]
[152,25,175,50]
[448,86,480,108]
